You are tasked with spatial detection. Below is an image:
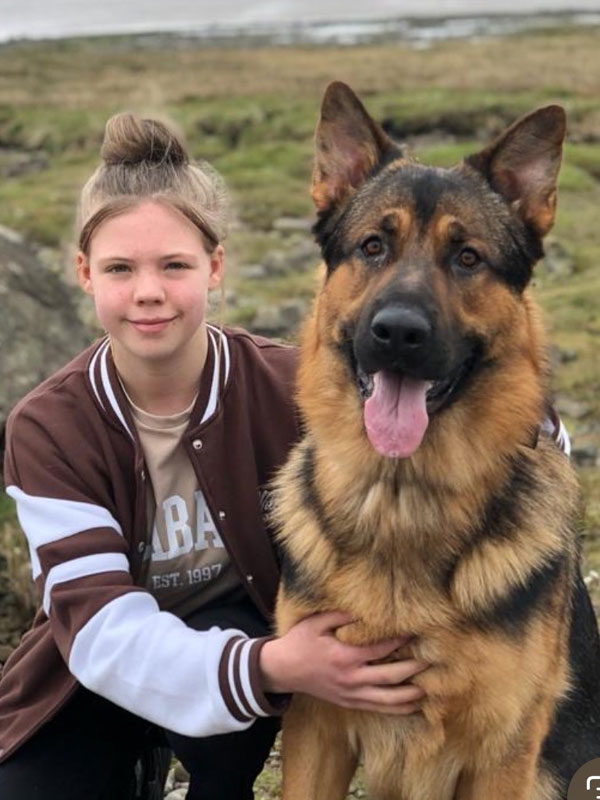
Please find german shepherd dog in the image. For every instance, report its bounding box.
[273,82,600,800]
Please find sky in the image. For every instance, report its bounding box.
[1,0,599,42]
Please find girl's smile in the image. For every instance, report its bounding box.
[127,315,179,334]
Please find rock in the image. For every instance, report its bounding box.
[540,239,574,278]
[555,396,592,420]
[239,264,268,280]
[250,306,283,336]
[262,249,289,275]
[207,287,237,315]
[163,768,175,794]
[0,150,49,179]
[584,570,600,589]
[225,289,238,306]
[549,344,579,367]
[272,216,313,234]
[0,225,24,245]
[571,444,598,467]
[250,300,307,338]
[164,789,187,800]
[37,245,71,275]
[286,236,320,271]
[242,239,318,280]
[557,348,578,364]
[173,761,190,783]
[575,420,600,437]
[0,227,91,481]
[279,300,306,330]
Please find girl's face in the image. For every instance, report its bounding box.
[77,200,223,369]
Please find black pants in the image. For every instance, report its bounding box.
[0,597,280,800]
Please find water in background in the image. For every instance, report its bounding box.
[0,0,599,44]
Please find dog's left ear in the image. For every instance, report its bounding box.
[465,105,566,237]
[312,82,401,211]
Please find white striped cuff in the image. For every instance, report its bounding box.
[218,636,290,722]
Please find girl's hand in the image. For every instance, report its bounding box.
[259,611,427,714]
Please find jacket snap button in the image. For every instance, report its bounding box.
[246,574,253,583]
[218,510,226,520]
[138,542,145,553]
[140,470,146,481]
[192,439,203,450]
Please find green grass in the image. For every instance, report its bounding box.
[565,142,600,179]
[0,27,598,245]
[0,495,15,526]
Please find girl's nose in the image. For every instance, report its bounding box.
[133,272,166,304]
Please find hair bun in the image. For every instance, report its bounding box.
[100,112,188,167]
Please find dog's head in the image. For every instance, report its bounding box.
[306,82,565,460]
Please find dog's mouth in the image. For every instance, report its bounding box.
[353,349,481,459]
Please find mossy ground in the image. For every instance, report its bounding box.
[0,26,599,797]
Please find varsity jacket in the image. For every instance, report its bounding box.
[0,326,299,762]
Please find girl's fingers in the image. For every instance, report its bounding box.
[341,683,426,712]
[358,659,429,686]
[355,636,413,663]
[309,610,356,634]
[353,701,424,716]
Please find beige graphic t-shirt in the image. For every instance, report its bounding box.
[127,394,242,618]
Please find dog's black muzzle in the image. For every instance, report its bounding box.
[348,296,486,415]
[354,301,449,380]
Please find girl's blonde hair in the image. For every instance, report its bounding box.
[77,113,229,254]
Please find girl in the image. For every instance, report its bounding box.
[0,114,428,800]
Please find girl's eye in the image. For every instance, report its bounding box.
[361,236,384,258]
[458,248,480,270]
[166,261,189,270]
[107,263,130,274]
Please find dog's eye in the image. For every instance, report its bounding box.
[362,237,383,257]
[458,248,480,270]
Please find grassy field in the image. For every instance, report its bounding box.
[0,26,599,796]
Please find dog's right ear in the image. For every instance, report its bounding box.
[465,105,566,237]
[312,82,400,211]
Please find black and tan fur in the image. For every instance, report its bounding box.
[273,83,600,800]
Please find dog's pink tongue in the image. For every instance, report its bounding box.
[364,372,430,458]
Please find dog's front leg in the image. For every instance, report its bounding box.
[453,740,545,800]
[453,699,557,800]
[281,693,357,800]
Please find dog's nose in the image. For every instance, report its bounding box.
[371,306,432,354]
